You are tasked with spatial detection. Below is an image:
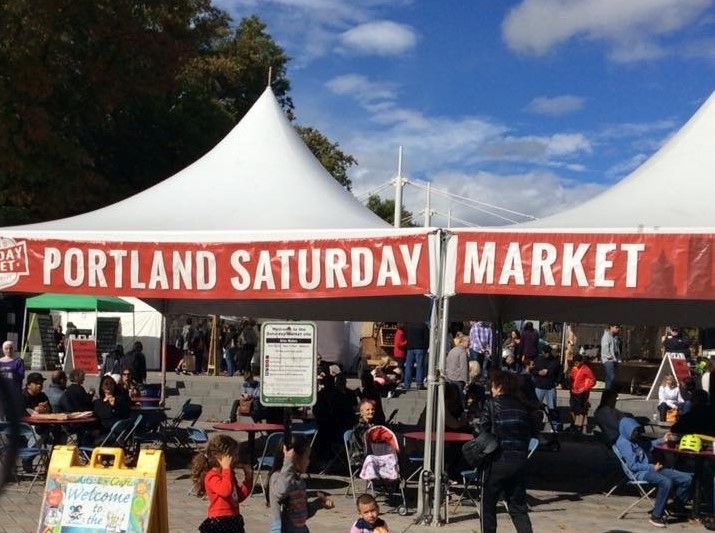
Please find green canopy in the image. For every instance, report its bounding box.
[25,293,134,313]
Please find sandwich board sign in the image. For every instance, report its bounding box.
[36,446,168,533]
[646,354,693,400]
[64,338,99,375]
[260,321,317,407]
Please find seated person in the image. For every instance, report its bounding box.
[228,371,260,423]
[444,382,470,432]
[616,417,692,528]
[679,377,697,414]
[594,389,626,444]
[93,375,131,431]
[658,375,685,421]
[358,371,386,425]
[45,370,67,413]
[672,390,715,436]
[119,369,140,401]
[371,357,402,396]
[60,368,94,412]
[349,400,377,464]
[501,353,522,374]
[23,372,51,414]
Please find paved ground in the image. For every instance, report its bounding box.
[1,429,710,533]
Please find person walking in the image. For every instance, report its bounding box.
[479,371,535,533]
[569,354,596,434]
[445,332,469,408]
[393,323,407,381]
[469,321,492,377]
[519,322,539,365]
[403,321,429,389]
[531,345,561,432]
[600,324,621,390]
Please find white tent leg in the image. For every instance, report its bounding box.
[431,296,450,525]
[160,304,167,403]
[416,296,441,521]
[19,306,29,357]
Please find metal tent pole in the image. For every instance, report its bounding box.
[393,146,404,228]
[19,305,29,357]
[431,296,451,524]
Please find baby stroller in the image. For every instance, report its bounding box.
[359,425,408,515]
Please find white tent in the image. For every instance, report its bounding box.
[59,297,163,369]
[0,87,438,321]
[446,91,715,324]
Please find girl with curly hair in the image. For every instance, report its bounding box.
[191,434,253,533]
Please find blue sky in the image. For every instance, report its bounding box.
[218,0,715,226]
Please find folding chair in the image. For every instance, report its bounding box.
[1,423,49,493]
[253,429,318,494]
[608,444,656,519]
[343,429,362,504]
[79,416,142,462]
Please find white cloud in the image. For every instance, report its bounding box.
[325,74,396,103]
[526,95,585,116]
[339,20,418,55]
[502,0,712,62]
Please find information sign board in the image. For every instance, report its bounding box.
[66,338,99,375]
[260,321,317,407]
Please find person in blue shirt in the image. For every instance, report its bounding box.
[615,417,692,528]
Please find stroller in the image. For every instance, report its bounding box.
[359,425,408,515]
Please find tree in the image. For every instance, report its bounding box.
[366,194,416,227]
[296,127,356,190]
[0,5,357,225]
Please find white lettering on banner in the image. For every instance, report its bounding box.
[376,246,400,286]
[254,250,276,290]
[351,247,373,287]
[173,251,192,289]
[400,243,422,286]
[325,248,348,289]
[622,243,646,288]
[461,241,648,290]
[108,250,127,289]
[196,251,216,290]
[149,250,169,289]
[43,247,62,284]
[499,243,525,285]
[463,242,496,284]
[230,250,251,290]
[562,243,589,287]
[87,249,108,287]
[65,248,84,287]
[594,243,617,288]
[298,249,321,290]
[276,249,295,290]
[531,243,556,286]
[38,243,423,293]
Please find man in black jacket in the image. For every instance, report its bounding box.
[479,371,535,533]
[402,321,429,389]
[531,345,561,429]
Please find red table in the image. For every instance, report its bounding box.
[404,431,473,442]
[655,444,715,517]
[133,396,161,404]
[23,415,97,425]
[213,422,285,465]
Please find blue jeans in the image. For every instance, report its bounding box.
[404,349,425,388]
[642,468,693,518]
[223,348,235,376]
[535,388,556,411]
[603,361,618,390]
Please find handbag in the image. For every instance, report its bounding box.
[462,400,499,468]
[239,397,253,416]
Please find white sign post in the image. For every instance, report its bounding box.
[260,321,317,408]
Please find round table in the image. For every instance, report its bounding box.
[213,422,285,465]
[23,415,97,425]
[133,396,161,404]
[404,431,473,442]
[130,405,170,412]
[655,444,715,517]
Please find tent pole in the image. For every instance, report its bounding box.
[431,296,450,525]
[132,309,136,344]
[160,301,167,403]
[416,295,440,521]
[19,305,29,358]
[393,145,404,229]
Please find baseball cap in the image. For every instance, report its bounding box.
[26,372,46,385]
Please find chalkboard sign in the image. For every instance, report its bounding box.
[36,313,61,370]
[96,317,121,364]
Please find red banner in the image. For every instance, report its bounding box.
[0,235,432,299]
[452,232,715,300]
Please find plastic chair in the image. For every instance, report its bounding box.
[343,429,362,503]
[252,429,318,493]
[79,416,142,461]
[609,444,656,519]
[1,423,49,493]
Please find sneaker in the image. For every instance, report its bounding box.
[649,515,667,528]
[667,505,688,519]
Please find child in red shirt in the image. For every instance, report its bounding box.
[191,434,253,533]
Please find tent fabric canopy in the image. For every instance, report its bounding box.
[5,87,387,233]
[26,293,134,313]
[520,91,715,230]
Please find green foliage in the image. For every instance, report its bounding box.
[296,127,356,190]
[0,3,353,225]
[366,194,416,227]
